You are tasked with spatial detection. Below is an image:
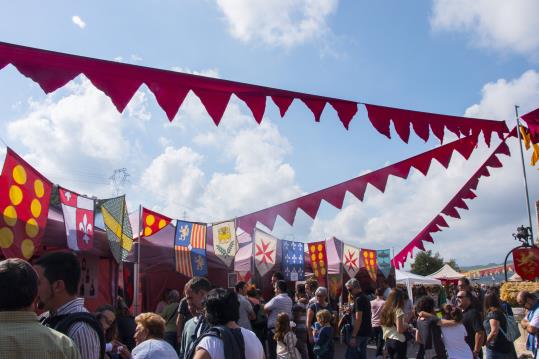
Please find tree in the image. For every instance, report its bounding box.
[411,250,444,276]
[446,258,461,272]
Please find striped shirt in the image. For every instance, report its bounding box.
[44,298,101,359]
[264,294,292,329]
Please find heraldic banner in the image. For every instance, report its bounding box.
[254,228,277,277]
[59,187,95,252]
[377,249,392,278]
[342,243,360,279]
[101,196,134,263]
[175,220,208,277]
[142,207,171,238]
[362,249,378,282]
[212,220,238,268]
[282,240,304,281]
[0,148,52,259]
[513,247,539,281]
[308,241,327,280]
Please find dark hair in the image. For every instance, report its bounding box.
[416,295,435,314]
[204,288,239,325]
[235,281,246,292]
[443,304,463,322]
[95,305,117,341]
[35,251,81,295]
[296,283,306,295]
[0,258,38,310]
[459,277,470,286]
[185,276,211,293]
[484,292,502,313]
[276,280,287,293]
[375,288,385,297]
[272,272,284,280]
[306,278,319,293]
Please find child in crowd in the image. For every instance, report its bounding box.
[312,309,334,359]
[274,313,301,359]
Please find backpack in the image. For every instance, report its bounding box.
[185,325,246,359]
[483,313,521,342]
[42,312,106,359]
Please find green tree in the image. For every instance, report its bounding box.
[446,258,461,272]
[411,250,444,276]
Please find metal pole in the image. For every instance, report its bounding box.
[515,105,535,240]
[134,204,142,315]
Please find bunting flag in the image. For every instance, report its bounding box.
[253,228,277,277]
[212,220,238,268]
[282,240,305,281]
[392,128,516,268]
[519,126,539,167]
[521,107,539,143]
[362,249,378,282]
[174,220,208,277]
[59,187,95,251]
[308,241,328,279]
[512,247,539,281]
[0,148,52,259]
[141,207,171,237]
[236,134,479,235]
[364,103,508,145]
[342,243,361,278]
[101,196,134,263]
[376,249,392,278]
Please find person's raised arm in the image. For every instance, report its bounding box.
[306,307,315,344]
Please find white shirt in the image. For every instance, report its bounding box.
[441,324,473,359]
[197,327,264,359]
[132,338,179,359]
[237,294,254,330]
[265,293,293,329]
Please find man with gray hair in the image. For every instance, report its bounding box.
[517,291,539,358]
[345,278,372,359]
[0,258,81,359]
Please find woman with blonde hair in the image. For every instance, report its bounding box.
[380,288,407,359]
[274,312,301,359]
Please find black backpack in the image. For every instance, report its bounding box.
[41,312,106,359]
[185,325,245,359]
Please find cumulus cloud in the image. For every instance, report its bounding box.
[215,0,338,47]
[430,0,539,58]
[72,15,86,29]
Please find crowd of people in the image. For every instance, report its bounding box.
[0,252,538,359]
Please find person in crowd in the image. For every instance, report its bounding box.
[306,287,331,346]
[457,290,485,359]
[160,289,181,350]
[36,251,103,359]
[312,309,334,359]
[488,288,513,317]
[118,312,178,359]
[415,295,447,359]
[306,278,319,305]
[247,287,268,355]
[178,277,212,359]
[272,272,285,287]
[483,292,516,359]
[265,280,293,359]
[517,291,539,358]
[176,296,193,346]
[458,278,483,314]
[0,258,81,359]
[414,286,428,304]
[156,289,172,314]
[191,288,264,359]
[380,279,391,300]
[371,288,386,358]
[116,296,137,351]
[235,281,256,331]
[338,293,354,348]
[292,283,309,359]
[345,278,372,359]
[380,288,408,359]
[440,304,474,359]
[274,312,301,359]
[95,305,121,358]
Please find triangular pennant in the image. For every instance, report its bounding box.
[142,207,171,237]
[330,100,358,129]
[193,88,232,126]
[236,93,266,124]
[147,81,190,121]
[13,62,79,93]
[301,98,326,122]
[85,71,142,113]
[271,95,294,117]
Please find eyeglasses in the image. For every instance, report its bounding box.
[456,296,465,299]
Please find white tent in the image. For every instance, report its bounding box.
[429,264,464,281]
[396,269,442,301]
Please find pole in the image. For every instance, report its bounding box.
[515,105,535,240]
[134,204,142,315]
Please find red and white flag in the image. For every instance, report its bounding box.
[59,187,95,251]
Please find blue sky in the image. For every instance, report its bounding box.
[1,0,538,266]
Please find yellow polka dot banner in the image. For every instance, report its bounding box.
[0,148,52,259]
[308,240,327,281]
[141,207,171,239]
[361,248,378,282]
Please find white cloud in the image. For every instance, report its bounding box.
[430,0,539,58]
[215,0,338,47]
[72,15,86,29]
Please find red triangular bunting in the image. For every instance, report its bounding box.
[411,120,430,142]
[442,206,461,219]
[347,178,368,201]
[423,233,434,243]
[147,81,190,121]
[416,240,425,251]
[301,98,326,122]
[365,171,389,193]
[430,122,445,143]
[277,203,298,226]
[193,88,232,125]
[434,215,449,228]
[393,118,411,143]
[271,96,294,117]
[236,93,266,124]
[433,146,453,168]
[86,71,142,112]
[322,184,347,209]
[486,156,503,168]
[365,104,392,139]
[0,60,8,70]
[257,208,279,230]
[495,142,511,156]
[297,195,322,219]
[236,216,257,235]
[330,100,358,129]
[13,62,79,93]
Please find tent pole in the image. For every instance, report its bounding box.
[515,106,535,239]
[134,204,142,315]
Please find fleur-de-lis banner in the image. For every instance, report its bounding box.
[342,243,361,278]
[282,240,305,281]
[254,228,277,277]
[212,220,238,268]
[59,187,95,251]
[376,249,392,278]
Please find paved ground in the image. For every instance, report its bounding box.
[333,342,419,358]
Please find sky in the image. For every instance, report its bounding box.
[0,0,538,267]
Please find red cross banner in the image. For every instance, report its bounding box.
[343,243,361,278]
[254,228,277,277]
[308,241,328,279]
[59,187,95,251]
